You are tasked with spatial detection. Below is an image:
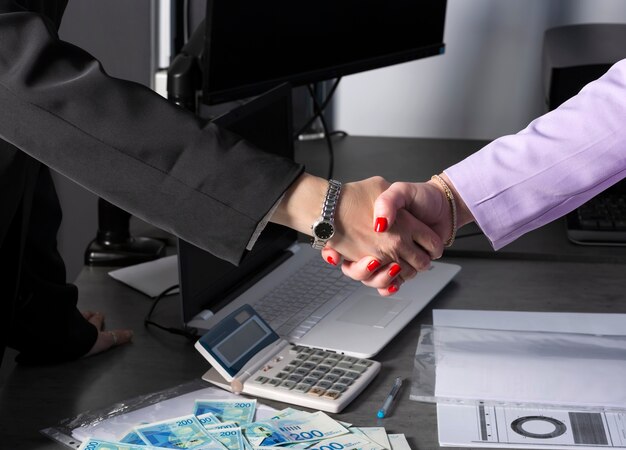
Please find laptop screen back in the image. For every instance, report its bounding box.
[178,84,297,324]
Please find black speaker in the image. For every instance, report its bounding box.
[543,23,626,111]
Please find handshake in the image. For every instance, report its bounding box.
[272,172,473,297]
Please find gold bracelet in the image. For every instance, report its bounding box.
[431,174,457,247]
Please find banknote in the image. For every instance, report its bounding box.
[118,429,147,446]
[387,434,410,450]
[194,399,257,424]
[352,427,391,449]
[197,412,222,428]
[274,411,349,443]
[306,434,383,450]
[135,414,228,449]
[206,426,246,450]
[78,438,156,450]
[241,421,291,447]
[271,408,351,428]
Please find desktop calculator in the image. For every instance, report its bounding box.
[195,304,380,413]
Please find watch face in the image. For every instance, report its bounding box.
[313,221,335,240]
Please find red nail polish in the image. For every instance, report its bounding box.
[326,256,337,266]
[388,284,399,293]
[366,260,381,272]
[374,217,388,232]
[388,264,401,277]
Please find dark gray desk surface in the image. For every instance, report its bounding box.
[1,136,625,450]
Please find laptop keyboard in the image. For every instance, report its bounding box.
[253,258,361,340]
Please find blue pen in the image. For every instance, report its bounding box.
[377,376,403,418]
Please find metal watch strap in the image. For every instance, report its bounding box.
[311,179,342,250]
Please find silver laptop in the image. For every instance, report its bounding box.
[178,84,461,358]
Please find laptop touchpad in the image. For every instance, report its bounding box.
[337,295,409,328]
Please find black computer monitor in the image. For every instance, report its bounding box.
[201,0,447,104]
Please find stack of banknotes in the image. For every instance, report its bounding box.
[77,398,411,450]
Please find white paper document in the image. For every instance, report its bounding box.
[432,310,626,409]
[108,255,179,298]
[431,310,626,449]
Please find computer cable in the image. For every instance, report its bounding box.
[293,78,342,139]
[144,284,198,340]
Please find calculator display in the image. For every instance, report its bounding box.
[196,304,279,378]
[214,317,267,366]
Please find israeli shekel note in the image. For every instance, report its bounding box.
[241,421,290,447]
[78,438,157,450]
[387,434,411,450]
[194,399,257,424]
[352,427,391,449]
[274,411,349,443]
[134,414,228,449]
[307,434,384,450]
[196,412,222,428]
[200,419,247,450]
[272,408,352,429]
[118,429,148,446]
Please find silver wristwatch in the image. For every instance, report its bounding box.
[311,179,342,250]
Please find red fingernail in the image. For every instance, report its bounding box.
[388,264,401,277]
[327,256,337,266]
[374,217,388,232]
[366,259,381,272]
[388,284,399,293]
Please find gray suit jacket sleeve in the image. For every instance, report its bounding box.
[0,5,304,265]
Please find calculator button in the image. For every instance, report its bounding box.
[307,356,323,364]
[283,365,296,373]
[325,353,341,361]
[322,358,338,367]
[308,387,326,396]
[302,377,317,385]
[323,390,341,400]
[316,380,333,390]
[308,371,324,380]
[336,361,352,369]
[343,371,360,380]
[279,380,296,390]
[341,356,358,364]
[296,353,309,360]
[349,365,367,374]
[254,376,269,384]
[329,368,346,377]
[293,367,310,377]
[356,359,373,367]
[300,362,317,370]
[321,374,339,384]
[287,374,304,383]
[300,347,314,354]
[316,365,332,373]
[268,378,281,386]
[337,377,353,386]
[331,383,348,393]
[275,371,289,379]
[313,350,327,357]
[294,383,312,393]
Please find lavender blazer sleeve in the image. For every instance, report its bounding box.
[445,58,626,250]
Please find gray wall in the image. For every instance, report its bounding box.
[335,0,626,140]
[55,0,156,281]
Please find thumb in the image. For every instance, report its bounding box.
[373,182,416,232]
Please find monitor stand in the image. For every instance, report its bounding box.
[84,199,165,266]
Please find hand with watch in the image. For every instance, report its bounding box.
[271,173,443,292]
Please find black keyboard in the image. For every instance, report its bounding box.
[566,192,626,244]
